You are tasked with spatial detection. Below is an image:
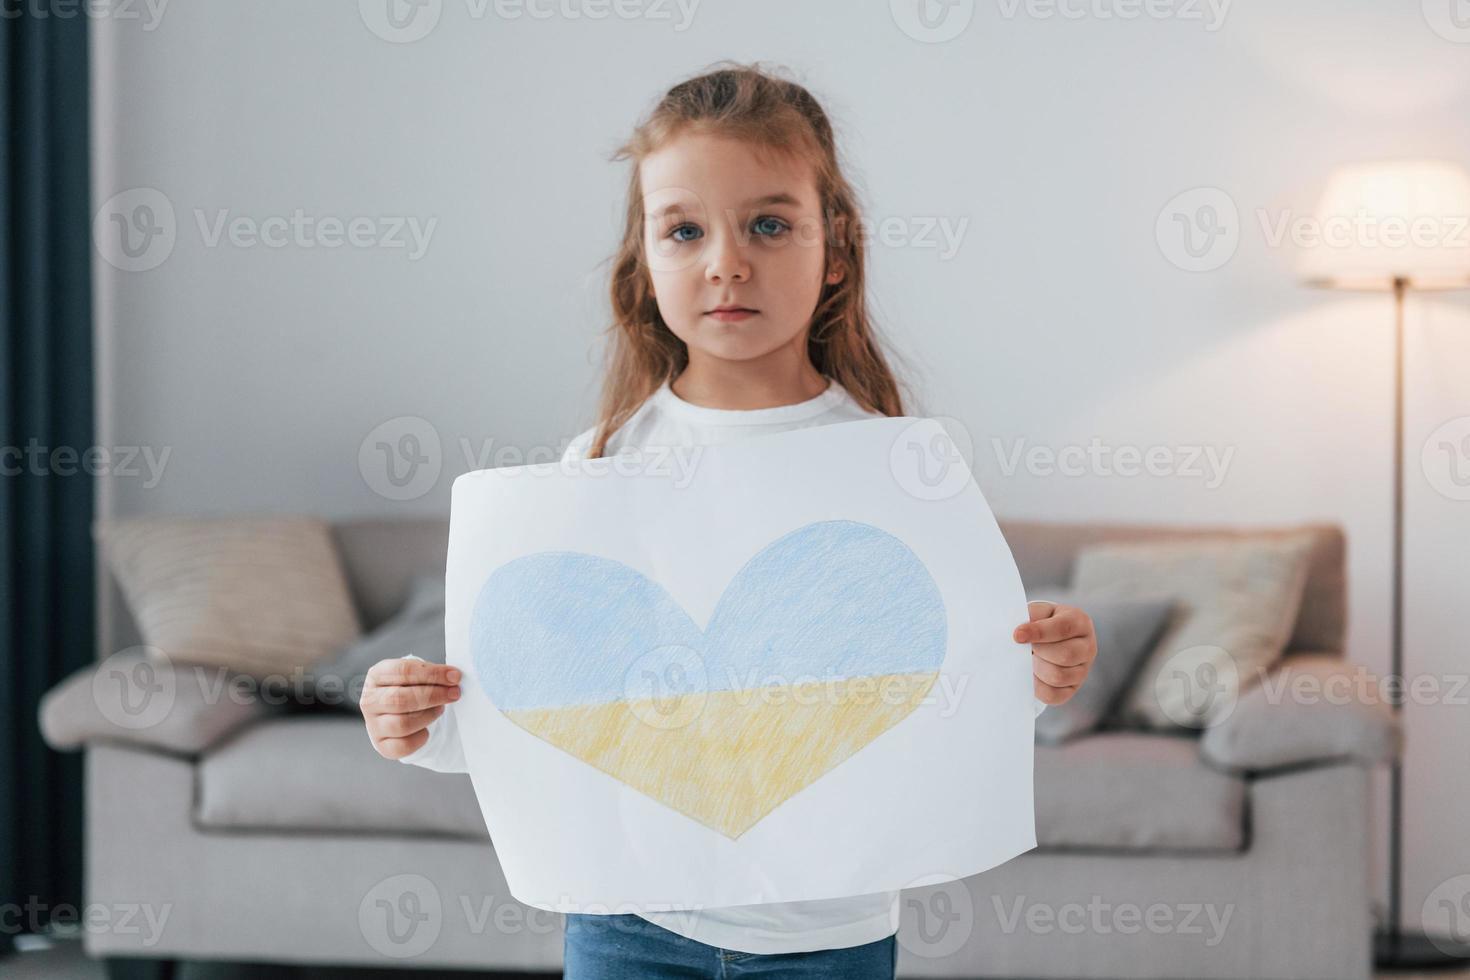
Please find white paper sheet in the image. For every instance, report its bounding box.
[444,416,1037,914]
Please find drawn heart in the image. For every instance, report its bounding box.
[469,519,947,839]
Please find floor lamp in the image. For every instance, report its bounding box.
[1300,159,1470,970]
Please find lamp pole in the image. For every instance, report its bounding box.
[1373,275,1469,968]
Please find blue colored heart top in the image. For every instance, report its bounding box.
[470,519,948,711]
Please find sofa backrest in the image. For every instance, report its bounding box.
[330,517,1347,654]
[332,518,451,630]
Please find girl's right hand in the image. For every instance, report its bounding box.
[362,658,462,759]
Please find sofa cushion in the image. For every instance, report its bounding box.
[1199,653,1403,773]
[95,515,362,681]
[1035,732,1246,851]
[196,715,488,839]
[1071,533,1317,730]
[196,717,1243,853]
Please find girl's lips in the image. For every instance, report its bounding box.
[706,309,757,322]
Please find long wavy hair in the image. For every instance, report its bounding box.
[585,60,915,458]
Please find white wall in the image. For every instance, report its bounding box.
[92,0,1470,938]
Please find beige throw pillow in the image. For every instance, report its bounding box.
[96,516,362,680]
[1071,533,1316,730]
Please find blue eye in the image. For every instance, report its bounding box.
[753,216,788,237]
[670,224,703,243]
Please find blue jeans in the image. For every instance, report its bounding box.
[562,912,897,979]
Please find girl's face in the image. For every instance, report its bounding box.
[639,132,842,366]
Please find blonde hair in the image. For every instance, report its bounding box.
[585,60,914,458]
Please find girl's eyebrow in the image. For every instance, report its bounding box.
[647,192,804,221]
[742,192,803,209]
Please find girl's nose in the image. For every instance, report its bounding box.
[703,236,750,284]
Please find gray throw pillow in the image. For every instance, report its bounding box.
[1027,588,1175,745]
[296,574,446,712]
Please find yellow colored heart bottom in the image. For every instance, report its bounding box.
[503,670,940,839]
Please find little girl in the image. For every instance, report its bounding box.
[364,61,1098,979]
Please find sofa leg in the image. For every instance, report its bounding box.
[104,957,177,980]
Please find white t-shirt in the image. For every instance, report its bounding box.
[400,375,1047,954]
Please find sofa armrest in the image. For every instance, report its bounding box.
[39,649,283,756]
[1199,653,1403,774]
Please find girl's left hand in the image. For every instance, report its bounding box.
[1014,601,1098,706]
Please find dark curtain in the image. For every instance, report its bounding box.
[1,7,94,934]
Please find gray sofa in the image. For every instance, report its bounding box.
[39,517,1402,979]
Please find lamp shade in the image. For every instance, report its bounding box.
[1298,159,1470,291]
